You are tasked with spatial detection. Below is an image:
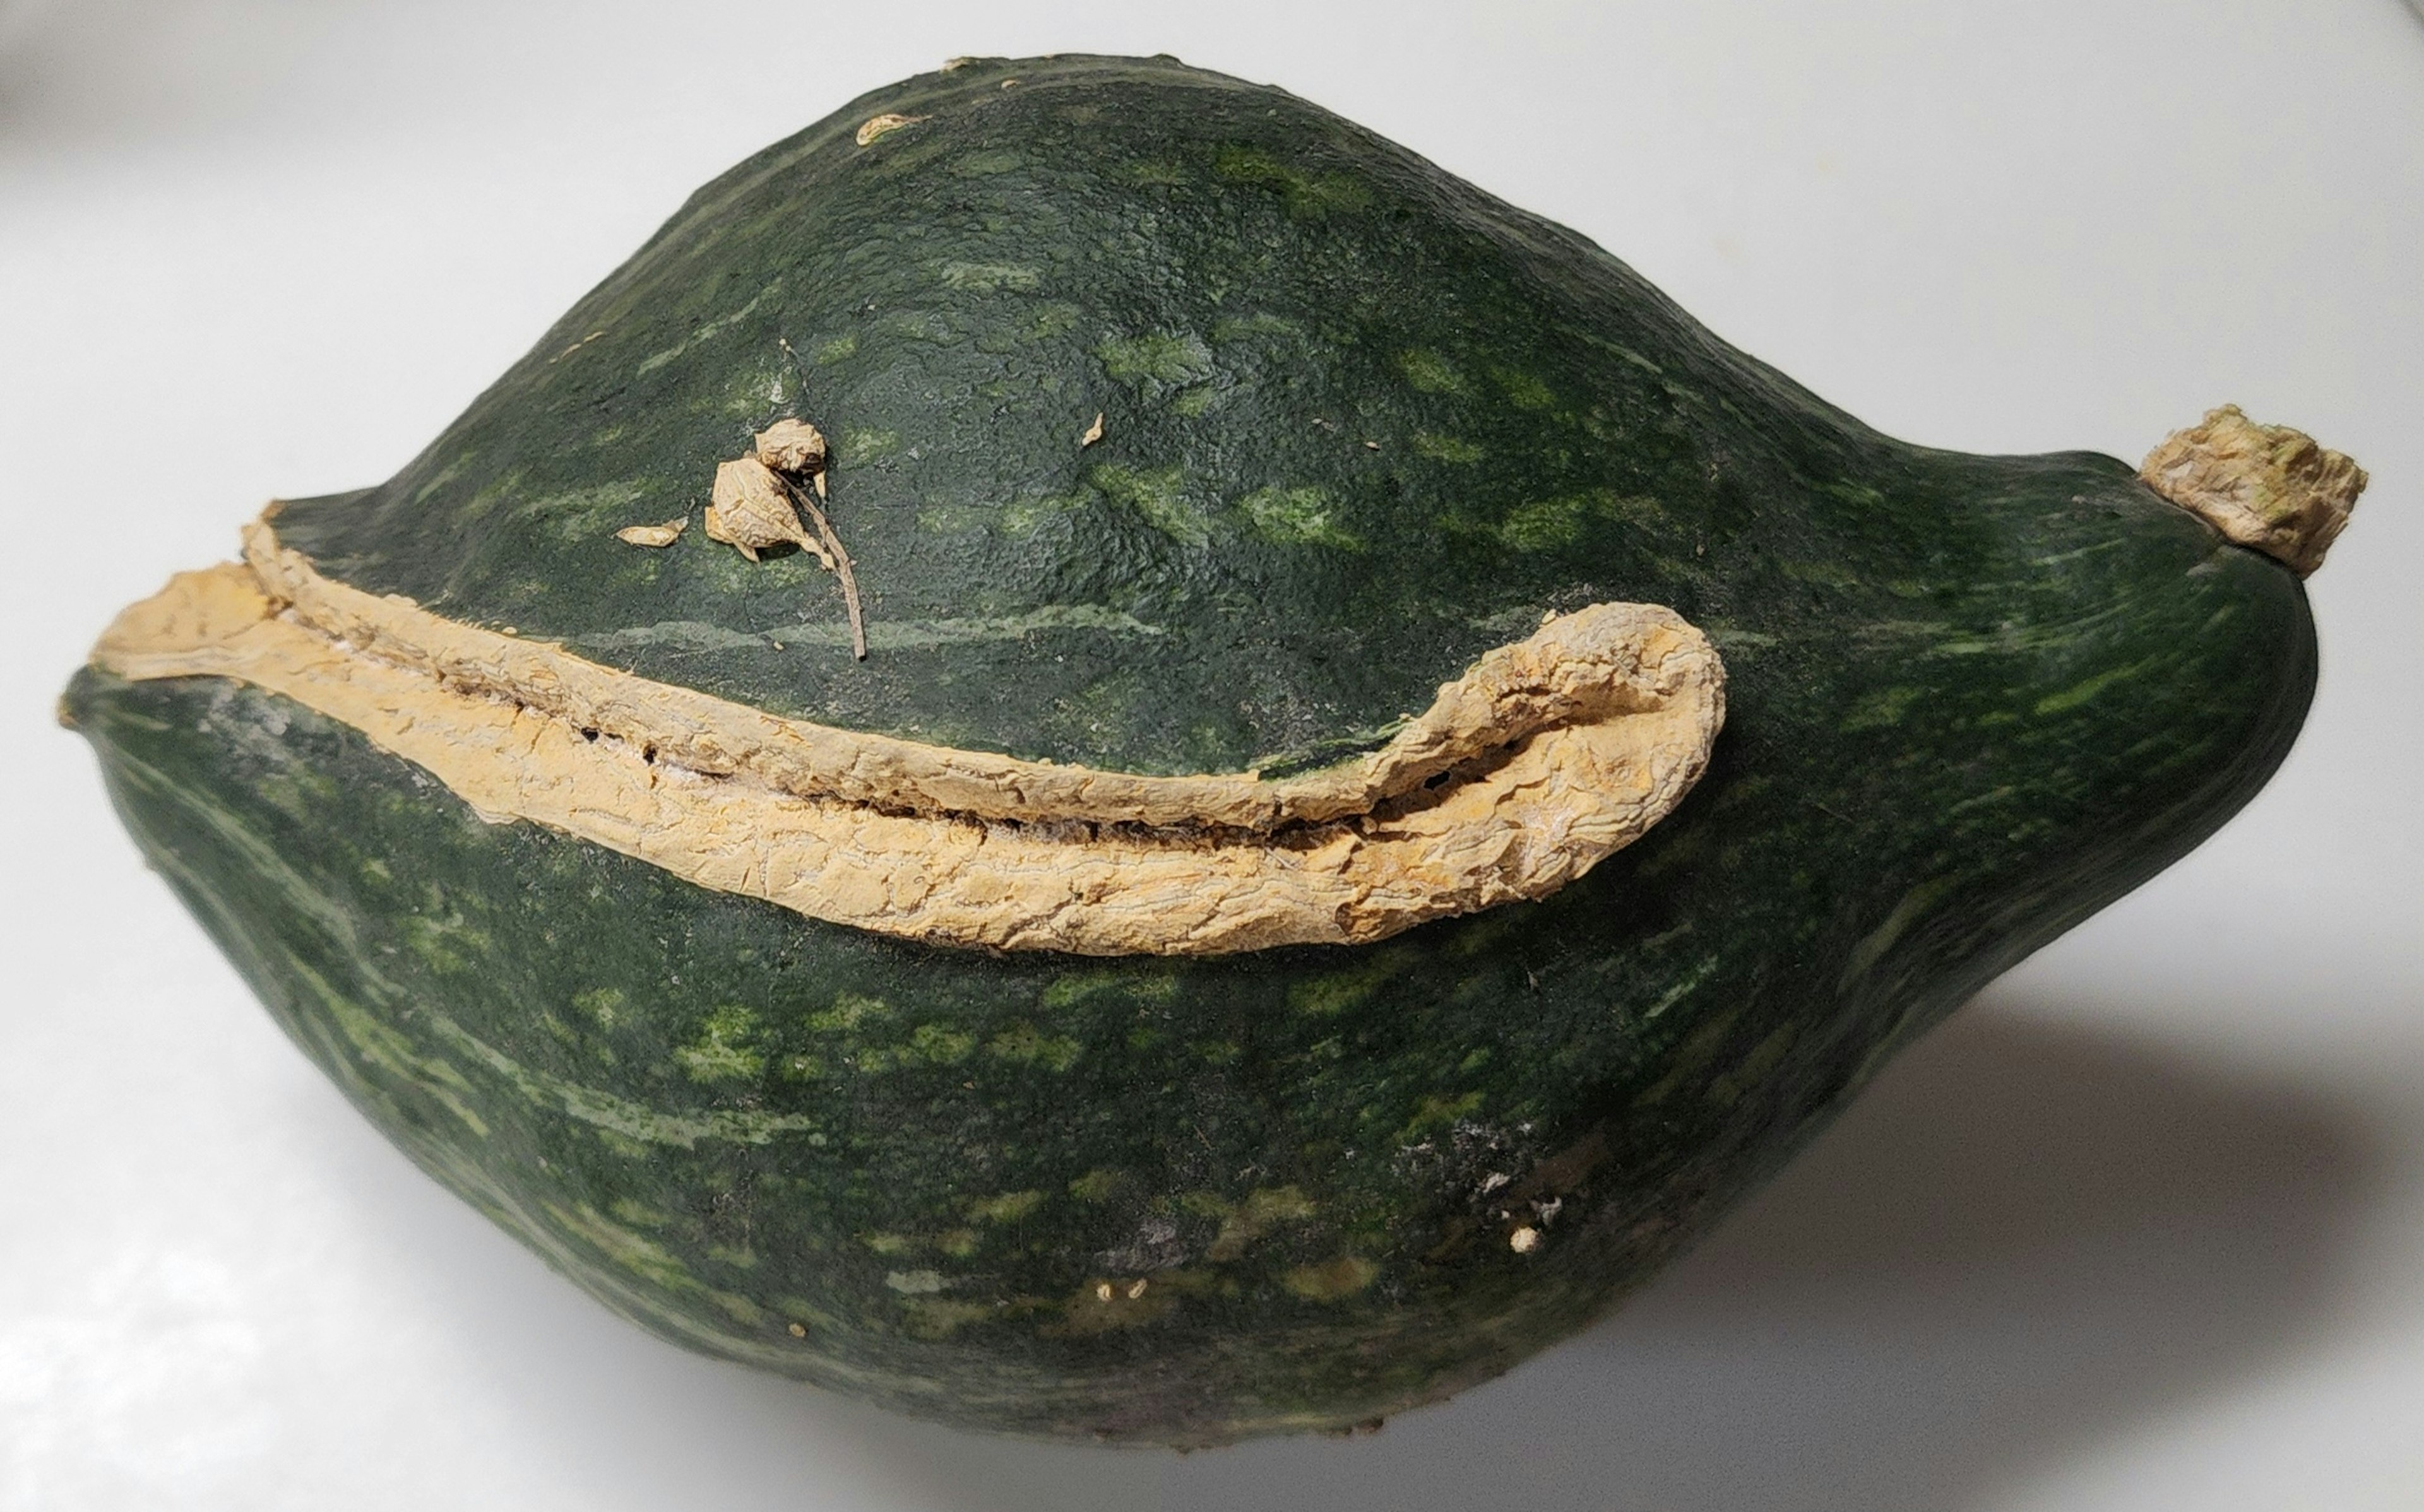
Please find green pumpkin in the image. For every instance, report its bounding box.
[62,53,2357,1444]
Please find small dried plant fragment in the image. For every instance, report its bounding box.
[756,417,828,476]
[704,418,869,659]
[855,113,927,146]
[615,517,688,548]
[704,459,831,567]
[756,416,830,499]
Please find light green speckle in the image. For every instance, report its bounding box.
[1483,490,1655,552]
[1783,559,1862,591]
[904,1024,976,1065]
[1821,479,1889,510]
[1026,303,1081,340]
[1844,686,1925,731]
[879,310,960,346]
[1213,146,1372,214]
[1411,432,1484,463]
[2035,660,2150,717]
[571,622,776,655]
[1207,1187,1316,1261]
[520,480,654,542]
[902,1297,995,1338]
[1068,1169,1126,1203]
[1705,624,1781,651]
[1397,348,1466,394]
[1403,1090,1484,1137]
[424,1010,813,1147]
[814,334,857,364]
[1239,485,1361,550]
[841,428,901,463]
[1288,955,1405,1017]
[1170,384,1229,417]
[966,1190,1044,1224]
[1634,1005,1745,1107]
[1096,333,1215,390]
[1042,966,1178,1011]
[609,1198,669,1228]
[1211,312,1302,343]
[400,895,489,976]
[1282,1255,1377,1301]
[998,487,1089,538]
[547,1202,699,1292]
[1489,365,1556,410]
[809,992,890,1034]
[816,603,1170,648]
[885,1269,950,1294]
[573,986,625,1029]
[1094,463,1210,546]
[1638,955,1720,1024]
[987,1021,1082,1071]
[633,283,776,375]
[1709,1025,1800,1107]
[952,148,1024,176]
[1841,878,1958,984]
[1494,495,1593,550]
[674,1006,763,1084]
[937,261,1042,292]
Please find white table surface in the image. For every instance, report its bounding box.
[4,3,2419,1508]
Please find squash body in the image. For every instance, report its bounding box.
[64,54,2316,1443]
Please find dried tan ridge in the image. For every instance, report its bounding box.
[88,519,1725,955]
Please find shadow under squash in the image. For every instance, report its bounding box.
[1165,988,2388,1512]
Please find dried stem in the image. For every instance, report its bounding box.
[784,476,867,659]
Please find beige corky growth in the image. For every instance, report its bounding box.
[87,518,1725,956]
[2139,406,2365,576]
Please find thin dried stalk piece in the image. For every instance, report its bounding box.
[785,476,868,661]
[750,417,864,658]
[704,458,831,568]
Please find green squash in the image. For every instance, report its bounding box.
[62,53,2360,1444]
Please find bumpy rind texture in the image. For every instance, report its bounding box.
[66,54,2317,1443]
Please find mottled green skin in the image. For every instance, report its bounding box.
[67,54,2317,1444]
